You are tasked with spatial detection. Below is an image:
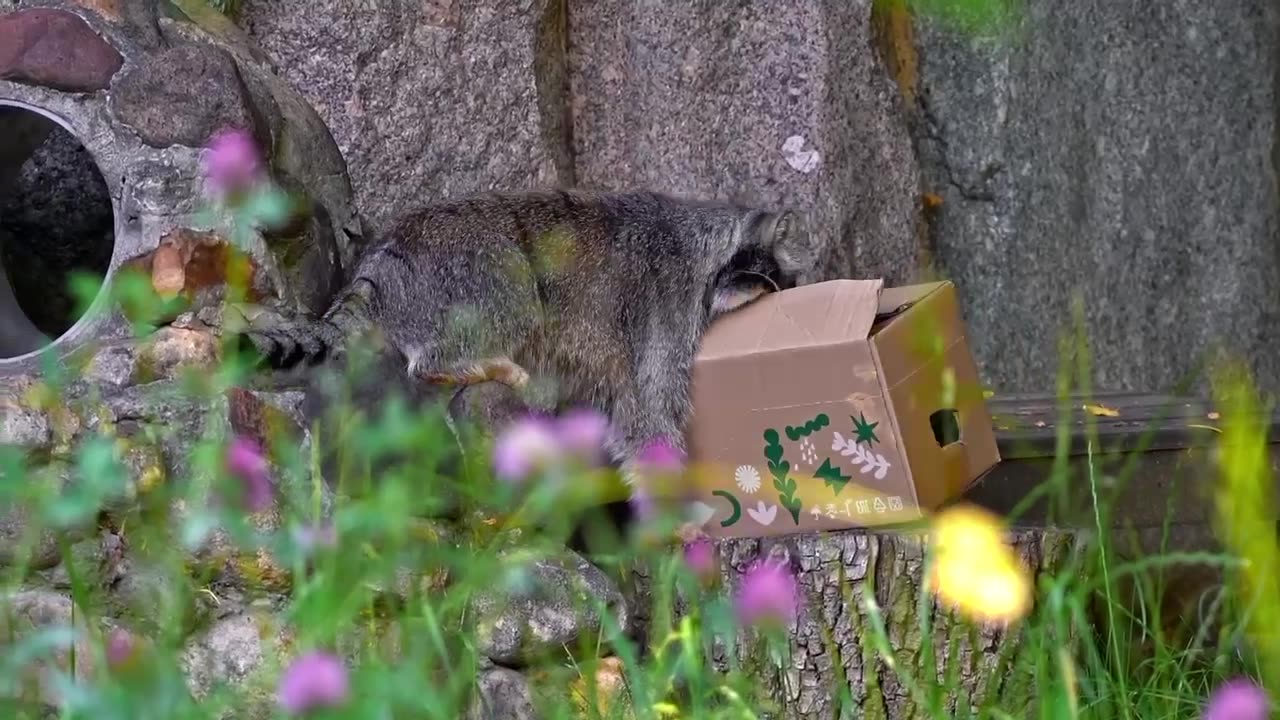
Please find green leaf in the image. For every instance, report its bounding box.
[242,187,293,230]
[44,438,128,529]
[181,510,219,550]
[815,458,852,494]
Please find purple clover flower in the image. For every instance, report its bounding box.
[628,483,657,521]
[735,559,799,627]
[683,537,716,578]
[1204,678,1269,720]
[636,437,685,474]
[292,522,337,554]
[105,628,139,671]
[201,128,264,197]
[554,408,610,464]
[277,651,350,715]
[492,415,564,483]
[226,435,274,513]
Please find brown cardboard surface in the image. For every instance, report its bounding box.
[684,278,1000,539]
[696,279,885,358]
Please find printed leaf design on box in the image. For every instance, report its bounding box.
[784,413,830,442]
[762,429,803,525]
[814,457,852,494]
[746,501,778,526]
[833,432,891,481]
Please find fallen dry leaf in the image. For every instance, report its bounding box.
[1083,403,1120,418]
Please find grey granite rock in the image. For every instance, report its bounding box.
[82,342,140,387]
[0,376,51,449]
[97,380,216,477]
[108,42,259,149]
[472,549,629,667]
[912,0,1280,394]
[0,7,125,92]
[157,9,362,312]
[37,529,124,589]
[0,464,99,571]
[469,667,539,720]
[108,562,207,637]
[568,0,921,284]
[0,507,63,571]
[0,589,99,706]
[180,611,289,698]
[240,0,569,237]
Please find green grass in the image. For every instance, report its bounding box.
[0,272,1271,720]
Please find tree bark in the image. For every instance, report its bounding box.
[627,528,1080,720]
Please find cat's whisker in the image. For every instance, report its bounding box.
[736,270,780,293]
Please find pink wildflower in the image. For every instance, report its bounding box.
[636,437,685,475]
[683,537,716,578]
[735,559,799,627]
[202,128,264,196]
[492,415,564,483]
[105,628,140,671]
[226,435,274,513]
[554,408,610,464]
[277,651,350,714]
[1204,678,1269,720]
[292,522,337,554]
[628,483,657,521]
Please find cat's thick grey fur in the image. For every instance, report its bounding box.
[241,188,823,482]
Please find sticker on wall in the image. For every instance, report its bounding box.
[762,429,804,525]
[734,465,762,494]
[832,431,891,480]
[747,501,778,526]
[710,490,742,527]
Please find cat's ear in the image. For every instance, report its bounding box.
[764,209,822,280]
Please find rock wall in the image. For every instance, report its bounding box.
[238,0,569,240]
[0,0,363,371]
[241,0,1280,396]
[908,0,1280,395]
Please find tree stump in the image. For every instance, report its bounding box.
[624,392,1280,719]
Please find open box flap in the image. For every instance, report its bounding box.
[696,279,886,360]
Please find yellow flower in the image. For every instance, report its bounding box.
[928,504,1032,624]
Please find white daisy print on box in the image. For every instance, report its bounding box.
[735,465,762,494]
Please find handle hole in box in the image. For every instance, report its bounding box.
[930,409,961,447]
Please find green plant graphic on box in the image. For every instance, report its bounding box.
[753,410,894,527]
[833,412,892,480]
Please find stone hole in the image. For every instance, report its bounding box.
[0,101,115,361]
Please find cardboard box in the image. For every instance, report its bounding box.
[682,278,1000,538]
